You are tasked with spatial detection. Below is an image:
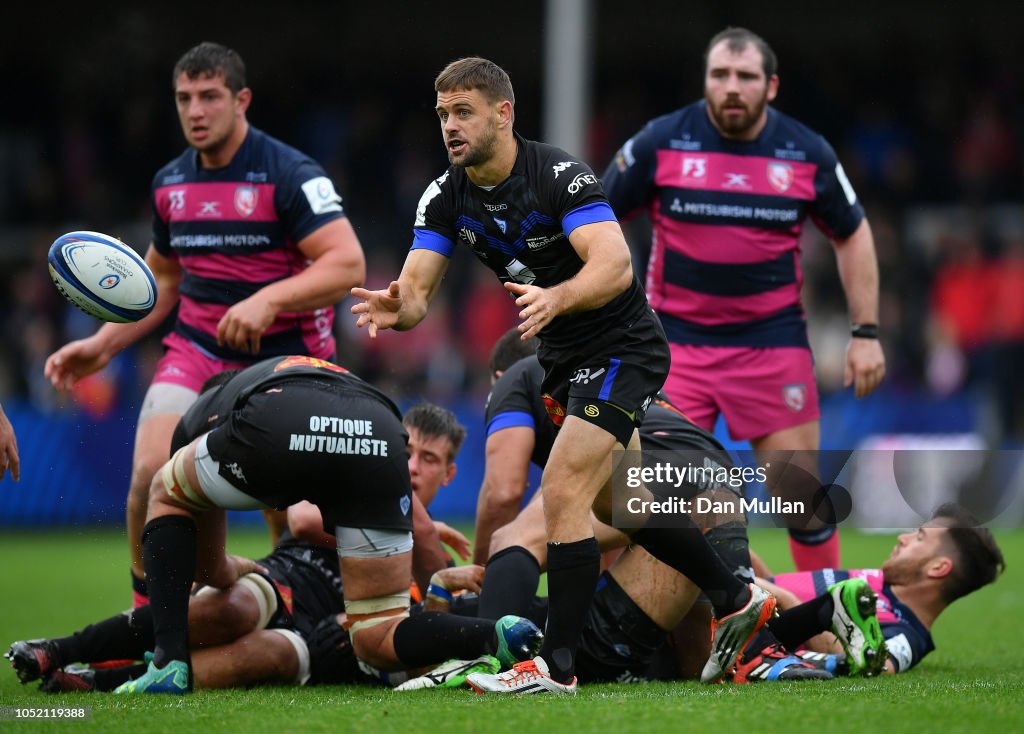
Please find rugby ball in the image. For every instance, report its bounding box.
[47,231,157,323]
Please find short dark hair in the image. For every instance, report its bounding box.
[435,57,515,108]
[173,42,247,93]
[403,403,466,462]
[704,27,778,80]
[199,368,241,395]
[489,327,538,376]
[932,503,1006,604]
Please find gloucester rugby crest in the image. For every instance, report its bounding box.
[767,162,794,193]
[234,185,259,217]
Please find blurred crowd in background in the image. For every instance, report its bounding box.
[1,1,1022,451]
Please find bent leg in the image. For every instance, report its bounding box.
[192,630,304,689]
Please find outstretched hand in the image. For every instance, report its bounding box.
[351,281,403,339]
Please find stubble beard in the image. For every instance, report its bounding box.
[450,121,498,168]
[708,92,768,138]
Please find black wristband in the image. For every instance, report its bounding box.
[851,323,879,339]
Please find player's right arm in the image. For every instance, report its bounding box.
[601,123,659,219]
[472,426,535,565]
[350,248,449,338]
[0,401,20,482]
[44,246,182,391]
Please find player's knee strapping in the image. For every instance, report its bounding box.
[237,573,279,630]
[266,628,311,685]
[160,446,214,512]
[335,526,414,640]
[343,593,411,637]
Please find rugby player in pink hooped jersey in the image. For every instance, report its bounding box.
[603,27,886,571]
[43,42,366,607]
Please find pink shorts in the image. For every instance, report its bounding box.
[152,332,263,393]
[664,344,820,442]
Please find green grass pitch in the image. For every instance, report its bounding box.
[1,527,1021,733]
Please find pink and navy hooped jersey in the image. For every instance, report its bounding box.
[152,127,345,361]
[603,102,864,348]
[771,568,935,672]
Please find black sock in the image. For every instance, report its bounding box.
[788,526,837,544]
[131,571,148,603]
[93,663,149,692]
[392,612,497,668]
[51,606,154,664]
[631,525,749,618]
[538,537,600,683]
[142,515,197,668]
[766,594,835,651]
[478,546,541,620]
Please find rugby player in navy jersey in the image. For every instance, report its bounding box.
[353,58,782,694]
[43,42,366,608]
[604,28,886,572]
[758,503,1005,675]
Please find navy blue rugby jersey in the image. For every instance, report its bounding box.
[412,133,649,351]
[151,127,346,361]
[603,101,864,349]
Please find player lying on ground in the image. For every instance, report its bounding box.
[757,503,1005,674]
[6,533,491,692]
[462,332,864,688]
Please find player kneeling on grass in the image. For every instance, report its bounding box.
[96,355,539,694]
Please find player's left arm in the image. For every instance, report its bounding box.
[507,220,633,340]
[217,217,366,353]
[832,218,886,398]
[411,492,449,594]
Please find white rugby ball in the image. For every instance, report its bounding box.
[47,231,157,323]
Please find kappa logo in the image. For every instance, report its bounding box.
[224,462,247,484]
[766,162,794,193]
[782,384,807,413]
[569,367,606,385]
[234,185,259,217]
[400,495,411,516]
[552,160,577,178]
[723,173,751,190]
[681,157,707,179]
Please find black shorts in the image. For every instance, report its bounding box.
[205,380,413,532]
[575,572,670,683]
[259,542,345,638]
[576,527,752,683]
[537,306,670,440]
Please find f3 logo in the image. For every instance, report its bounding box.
[682,157,707,179]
